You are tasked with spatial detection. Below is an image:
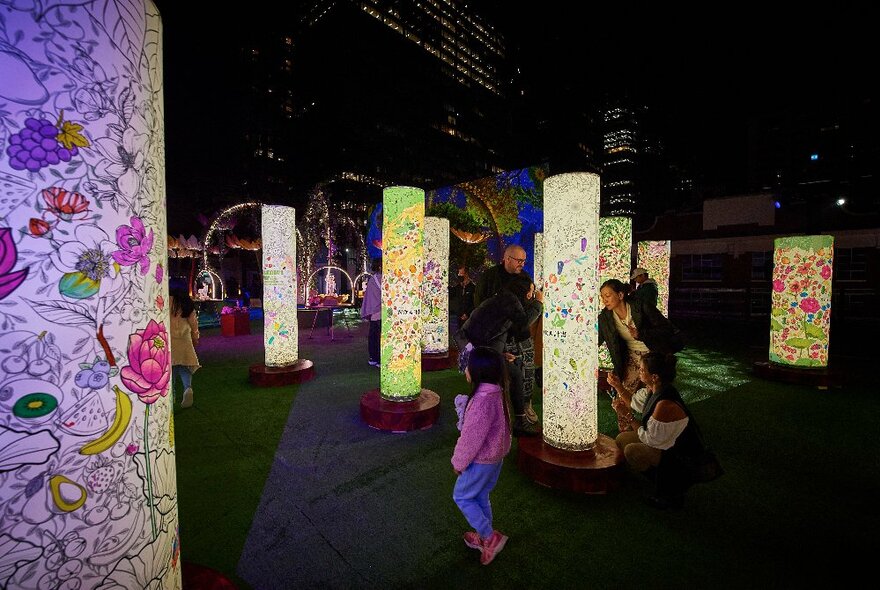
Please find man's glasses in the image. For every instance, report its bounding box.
[506,256,526,264]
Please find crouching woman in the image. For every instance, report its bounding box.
[607,352,705,509]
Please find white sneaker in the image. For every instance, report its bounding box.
[181,388,193,408]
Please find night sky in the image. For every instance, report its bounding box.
[155,1,873,227]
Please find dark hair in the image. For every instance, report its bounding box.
[370,258,381,273]
[504,273,533,301]
[642,352,678,384]
[467,346,512,426]
[600,278,628,294]
[170,287,195,319]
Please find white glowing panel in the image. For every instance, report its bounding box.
[542,173,601,451]
[381,187,424,400]
[422,217,449,354]
[0,2,182,587]
[637,240,671,316]
[533,232,544,291]
[598,216,632,370]
[770,235,833,367]
[262,205,298,366]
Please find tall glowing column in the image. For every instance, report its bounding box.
[533,232,544,291]
[637,240,671,316]
[381,187,424,401]
[542,173,601,450]
[0,2,181,587]
[262,205,298,365]
[421,216,449,354]
[769,235,834,367]
[598,216,632,369]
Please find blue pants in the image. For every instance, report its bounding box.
[453,461,503,539]
[172,365,192,394]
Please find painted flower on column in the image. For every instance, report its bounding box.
[49,224,116,299]
[120,320,170,405]
[112,216,154,275]
[0,228,29,301]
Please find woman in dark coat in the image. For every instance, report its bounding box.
[598,279,681,431]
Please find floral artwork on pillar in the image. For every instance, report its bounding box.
[770,235,834,368]
[598,216,632,370]
[533,232,544,291]
[542,173,601,451]
[380,187,424,401]
[0,2,182,588]
[422,217,449,354]
[637,240,671,316]
[262,205,298,366]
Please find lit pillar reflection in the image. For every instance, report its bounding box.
[542,173,601,450]
[380,187,424,400]
[770,235,833,367]
[262,205,298,366]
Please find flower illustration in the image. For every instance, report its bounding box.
[112,216,154,275]
[120,320,170,405]
[799,297,820,314]
[820,265,831,280]
[49,224,116,299]
[772,279,785,292]
[155,263,163,284]
[42,187,90,221]
[0,228,30,301]
[93,127,147,202]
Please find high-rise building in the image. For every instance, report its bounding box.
[601,102,641,217]
[236,0,515,208]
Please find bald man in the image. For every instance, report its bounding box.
[473,245,528,306]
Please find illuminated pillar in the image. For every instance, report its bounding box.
[0,2,181,588]
[422,216,449,354]
[533,232,544,291]
[770,235,834,367]
[598,216,632,369]
[262,205,298,366]
[637,240,671,316]
[381,187,424,400]
[542,173,601,450]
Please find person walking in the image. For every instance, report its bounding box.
[170,287,200,408]
[452,346,512,565]
[360,258,382,367]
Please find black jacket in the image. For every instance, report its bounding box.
[457,290,541,352]
[597,299,680,379]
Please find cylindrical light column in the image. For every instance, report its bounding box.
[0,2,181,587]
[533,232,544,291]
[542,173,601,450]
[262,205,298,366]
[381,187,425,401]
[770,235,834,367]
[637,240,671,316]
[421,216,449,354]
[598,216,632,369]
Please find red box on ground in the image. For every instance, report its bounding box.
[221,312,251,337]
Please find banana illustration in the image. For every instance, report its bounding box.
[80,386,133,455]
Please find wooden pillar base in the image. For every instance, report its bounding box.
[249,360,315,387]
[422,351,453,371]
[753,360,836,388]
[516,433,625,494]
[360,388,440,432]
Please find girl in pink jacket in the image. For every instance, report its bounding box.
[452,346,513,565]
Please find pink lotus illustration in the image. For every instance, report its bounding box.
[112,216,154,275]
[120,320,170,404]
[0,228,29,301]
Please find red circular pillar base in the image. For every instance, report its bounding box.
[753,360,836,388]
[249,360,315,387]
[360,388,440,432]
[516,433,625,494]
[422,351,453,371]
